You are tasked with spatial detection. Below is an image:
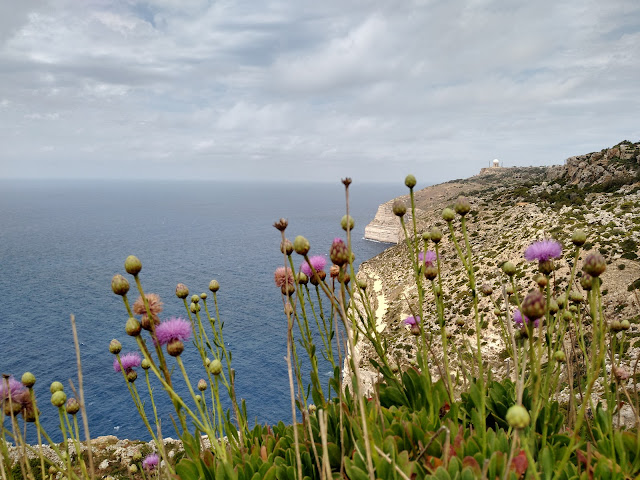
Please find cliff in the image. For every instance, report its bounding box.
[353,140,640,405]
[364,141,640,243]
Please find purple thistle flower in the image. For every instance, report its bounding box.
[0,377,26,400]
[403,316,420,326]
[155,317,191,346]
[113,352,141,373]
[524,239,562,262]
[513,309,539,328]
[142,453,159,471]
[301,255,327,277]
[418,250,437,267]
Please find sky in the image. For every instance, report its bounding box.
[0,0,638,184]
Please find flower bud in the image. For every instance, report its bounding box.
[111,275,130,296]
[280,239,293,255]
[109,339,122,355]
[209,359,223,375]
[357,279,367,290]
[441,208,455,222]
[535,274,548,288]
[506,404,530,429]
[126,317,142,336]
[421,231,431,241]
[21,372,36,388]
[167,339,184,357]
[65,398,80,415]
[190,302,200,313]
[50,381,64,394]
[430,227,443,244]
[424,265,438,280]
[621,319,631,330]
[281,283,295,296]
[200,292,207,300]
[341,215,355,231]
[410,324,420,336]
[505,284,514,295]
[132,452,142,462]
[197,379,207,391]
[129,465,138,474]
[548,299,559,314]
[404,174,417,188]
[330,238,349,266]
[582,252,606,277]
[454,197,471,216]
[175,283,189,299]
[293,236,310,255]
[580,273,593,291]
[273,218,288,231]
[284,302,294,315]
[572,230,587,247]
[141,359,151,370]
[456,318,465,326]
[614,366,630,381]
[51,391,67,407]
[481,284,493,296]
[611,320,623,332]
[124,255,142,276]
[191,294,200,304]
[538,260,554,275]
[553,351,566,363]
[392,200,406,217]
[127,370,138,382]
[556,294,566,307]
[569,290,584,303]
[297,272,308,285]
[521,290,546,320]
[209,280,220,292]
[502,262,516,276]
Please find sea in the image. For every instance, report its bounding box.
[0,179,404,442]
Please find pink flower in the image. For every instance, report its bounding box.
[403,316,420,326]
[301,256,327,277]
[142,453,159,471]
[274,266,294,287]
[524,240,562,262]
[155,317,191,346]
[418,250,437,267]
[0,377,26,400]
[113,352,141,373]
[513,309,538,328]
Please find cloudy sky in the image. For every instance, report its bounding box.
[1,0,638,184]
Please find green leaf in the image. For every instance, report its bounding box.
[175,459,199,480]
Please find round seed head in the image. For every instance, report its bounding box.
[50,381,64,394]
[51,391,67,407]
[572,229,587,246]
[392,200,406,217]
[430,227,443,244]
[341,215,355,231]
[442,208,455,222]
[404,174,417,188]
[65,398,80,415]
[506,404,530,429]
[21,372,36,388]
[502,262,516,276]
[124,255,142,276]
[109,339,122,355]
[582,252,606,277]
[280,239,293,255]
[293,236,310,255]
[126,317,142,336]
[454,196,471,216]
[521,290,546,320]
[209,359,223,375]
[111,274,130,296]
[175,283,189,299]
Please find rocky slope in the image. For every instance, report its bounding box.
[354,140,640,407]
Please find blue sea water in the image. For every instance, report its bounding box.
[0,179,403,442]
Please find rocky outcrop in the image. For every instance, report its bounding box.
[364,141,640,243]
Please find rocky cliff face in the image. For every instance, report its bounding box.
[364,141,640,243]
[352,140,640,405]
